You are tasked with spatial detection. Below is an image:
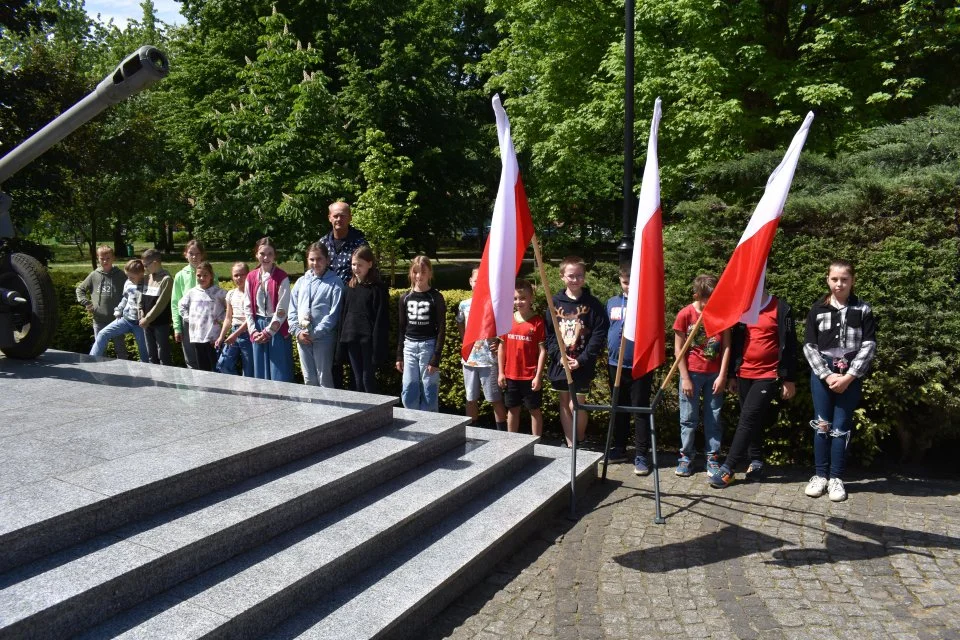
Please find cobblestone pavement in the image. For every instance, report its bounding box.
[426,458,960,640]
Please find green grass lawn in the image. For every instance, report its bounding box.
[47,241,564,289]
[48,242,306,280]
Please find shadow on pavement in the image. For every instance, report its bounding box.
[613,523,790,572]
[770,516,960,566]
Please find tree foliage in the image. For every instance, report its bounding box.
[482,0,960,234]
[2,0,177,264]
[353,129,416,287]
[162,0,500,256]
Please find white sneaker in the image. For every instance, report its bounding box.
[805,475,828,497]
[828,478,847,502]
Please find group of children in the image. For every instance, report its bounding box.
[452,256,875,504]
[79,244,875,502]
[78,238,390,391]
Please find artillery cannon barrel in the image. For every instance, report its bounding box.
[0,46,169,185]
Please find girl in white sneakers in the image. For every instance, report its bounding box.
[802,260,877,502]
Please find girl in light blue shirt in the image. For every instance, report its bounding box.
[289,242,344,387]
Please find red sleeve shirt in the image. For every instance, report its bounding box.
[503,315,546,381]
[673,303,723,374]
[739,297,779,379]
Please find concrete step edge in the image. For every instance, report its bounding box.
[0,402,396,574]
[268,445,600,640]
[78,430,540,640]
[0,415,467,640]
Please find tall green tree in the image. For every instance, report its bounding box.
[353,128,416,286]
[185,8,351,256]
[482,0,960,234]
[2,0,176,264]
[167,0,500,255]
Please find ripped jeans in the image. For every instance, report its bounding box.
[809,372,862,480]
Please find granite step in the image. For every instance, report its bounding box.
[0,412,467,640]
[265,444,600,640]
[79,429,540,640]
[0,354,397,573]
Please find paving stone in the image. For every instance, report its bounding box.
[423,458,960,640]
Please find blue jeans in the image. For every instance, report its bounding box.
[92,319,129,360]
[216,332,253,376]
[297,337,336,388]
[251,316,293,382]
[90,317,148,363]
[679,371,723,460]
[810,372,862,479]
[401,338,439,411]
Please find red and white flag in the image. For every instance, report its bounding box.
[701,112,814,337]
[461,95,536,360]
[623,98,665,379]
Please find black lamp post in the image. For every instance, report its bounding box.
[617,0,636,268]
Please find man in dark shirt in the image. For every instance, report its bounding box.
[321,201,368,389]
[321,202,368,283]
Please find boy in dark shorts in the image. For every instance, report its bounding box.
[545,256,609,446]
[498,279,547,435]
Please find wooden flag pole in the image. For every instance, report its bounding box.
[658,314,702,392]
[600,330,628,481]
[532,233,574,386]
[531,233,580,519]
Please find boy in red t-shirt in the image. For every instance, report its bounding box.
[498,279,547,435]
[673,273,731,477]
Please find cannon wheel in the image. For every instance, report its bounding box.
[0,252,58,359]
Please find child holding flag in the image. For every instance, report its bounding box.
[498,279,546,435]
[458,265,507,430]
[673,274,731,477]
[606,263,656,474]
[707,290,797,488]
[546,256,608,447]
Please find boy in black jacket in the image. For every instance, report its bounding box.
[545,256,609,446]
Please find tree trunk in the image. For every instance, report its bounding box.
[88,214,99,270]
[113,219,125,258]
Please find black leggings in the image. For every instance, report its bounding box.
[194,342,218,372]
[722,378,781,471]
[346,341,378,393]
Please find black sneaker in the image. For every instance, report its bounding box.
[744,461,764,482]
[605,447,628,464]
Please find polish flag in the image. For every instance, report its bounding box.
[461,95,536,360]
[623,98,665,378]
[701,112,814,337]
